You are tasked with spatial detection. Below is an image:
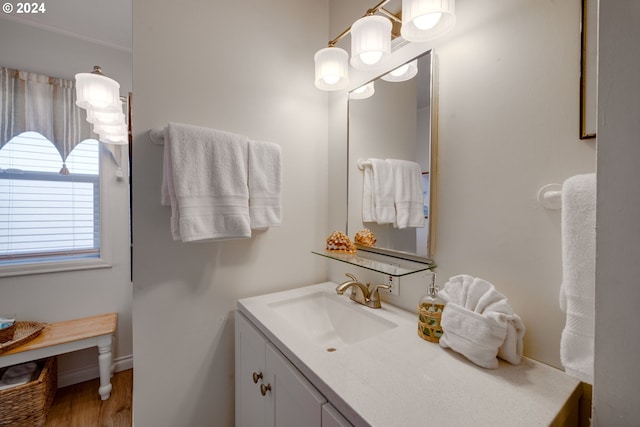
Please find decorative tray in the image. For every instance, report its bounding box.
[0,321,45,354]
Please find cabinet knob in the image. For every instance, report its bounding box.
[252,372,263,384]
[260,383,272,396]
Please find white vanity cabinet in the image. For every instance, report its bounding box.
[237,283,582,426]
[236,312,347,427]
[321,404,352,427]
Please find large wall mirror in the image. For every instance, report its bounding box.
[347,50,436,262]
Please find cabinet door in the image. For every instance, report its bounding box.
[265,343,326,427]
[322,404,353,427]
[235,312,268,427]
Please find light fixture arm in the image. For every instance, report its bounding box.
[378,7,402,24]
[90,65,104,75]
[328,27,352,47]
[327,0,401,48]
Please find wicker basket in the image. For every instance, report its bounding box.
[0,324,15,344]
[418,304,444,343]
[0,357,57,427]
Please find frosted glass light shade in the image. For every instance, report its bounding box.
[314,47,349,91]
[75,71,121,111]
[349,82,375,100]
[350,16,391,70]
[401,0,456,42]
[86,108,125,125]
[381,60,419,82]
[97,123,128,145]
[99,132,128,145]
[94,122,127,136]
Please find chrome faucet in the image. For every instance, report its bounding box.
[335,273,391,309]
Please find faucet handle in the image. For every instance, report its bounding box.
[370,284,390,292]
[366,284,391,309]
[369,284,391,300]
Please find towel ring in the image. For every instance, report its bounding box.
[537,183,562,210]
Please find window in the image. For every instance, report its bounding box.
[0,132,108,274]
[0,67,121,276]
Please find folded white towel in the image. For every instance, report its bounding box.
[371,159,395,224]
[559,173,596,384]
[161,126,180,239]
[362,162,376,223]
[248,140,282,229]
[162,122,251,242]
[387,159,425,229]
[0,362,37,391]
[439,274,525,369]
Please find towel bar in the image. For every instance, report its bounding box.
[357,159,372,170]
[537,183,562,209]
[148,128,166,145]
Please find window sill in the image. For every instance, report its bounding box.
[0,258,112,278]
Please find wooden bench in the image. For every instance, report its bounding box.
[0,313,118,400]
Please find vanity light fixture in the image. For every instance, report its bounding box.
[94,123,129,146]
[350,15,392,70]
[349,82,375,99]
[85,109,125,126]
[75,66,128,145]
[314,0,455,91]
[314,47,349,91]
[381,59,419,82]
[75,66,121,112]
[401,0,456,42]
[97,131,128,145]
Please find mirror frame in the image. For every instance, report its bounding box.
[346,49,438,264]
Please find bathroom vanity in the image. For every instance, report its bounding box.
[236,282,582,426]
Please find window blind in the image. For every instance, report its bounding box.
[0,174,100,261]
[0,133,100,264]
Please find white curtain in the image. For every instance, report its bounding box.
[0,67,95,173]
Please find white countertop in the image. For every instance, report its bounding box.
[238,282,581,427]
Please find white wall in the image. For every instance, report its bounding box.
[432,0,597,368]
[594,0,640,423]
[131,0,329,425]
[0,18,133,385]
[328,0,595,368]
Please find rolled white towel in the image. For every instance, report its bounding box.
[440,302,507,369]
[439,274,525,369]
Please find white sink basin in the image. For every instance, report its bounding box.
[267,290,397,348]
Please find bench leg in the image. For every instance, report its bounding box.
[97,335,114,400]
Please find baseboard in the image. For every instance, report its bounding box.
[57,354,133,388]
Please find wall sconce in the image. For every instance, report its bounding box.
[314,0,455,91]
[75,66,128,145]
[381,59,418,82]
[349,82,375,99]
[401,0,456,42]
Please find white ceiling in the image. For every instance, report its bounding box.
[0,0,132,52]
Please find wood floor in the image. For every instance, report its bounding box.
[45,369,132,427]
